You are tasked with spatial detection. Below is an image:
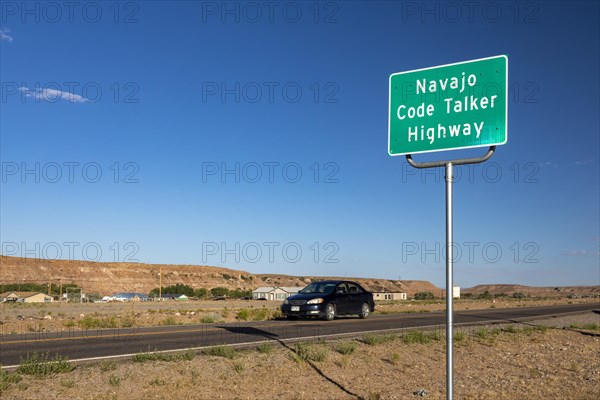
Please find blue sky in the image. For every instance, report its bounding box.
[1,1,598,288]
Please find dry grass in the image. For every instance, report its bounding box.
[1,314,598,399]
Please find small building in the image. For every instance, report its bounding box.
[440,286,461,299]
[156,293,188,301]
[452,286,461,299]
[280,287,302,296]
[111,292,149,302]
[252,286,303,301]
[0,292,54,303]
[373,292,407,301]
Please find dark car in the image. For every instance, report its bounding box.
[280,280,375,321]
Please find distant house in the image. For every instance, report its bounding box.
[373,292,407,301]
[157,294,189,301]
[439,287,461,299]
[452,286,461,299]
[0,292,53,303]
[111,292,149,302]
[252,286,302,301]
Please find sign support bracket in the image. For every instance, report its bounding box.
[406,146,496,168]
[404,145,496,400]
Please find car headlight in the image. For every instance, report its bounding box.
[283,299,289,304]
[307,298,324,304]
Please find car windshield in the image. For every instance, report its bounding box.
[299,283,337,294]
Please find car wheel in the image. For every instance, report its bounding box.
[359,303,370,319]
[286,315,298,320]
[324,303,336,321]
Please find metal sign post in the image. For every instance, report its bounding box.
[406,147,495,399]
[390,55,508,399]
[445,161,453,399]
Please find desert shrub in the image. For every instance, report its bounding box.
[203,346,236,359]
[252,308,270,321]
[335,341,357,355]
[453,331,466,342]
[17,353,74,376]
[257,342,273,354]
[133,350,195,363]
[159,316,181,326]
[221,307,230,318]
[236,309,251,321]
[99,360,117,372]
[362,333,397,346]
[236,308,271,321]
[60,378,75,388]
[583,323,600,330]
[474,327,488,339]
[294,343,328,362]
[108,374,121,387]
[503,325,518,333]
[0,369,22,391]
[201,315,217,324]
[79,315,118,329]
[414,291,435,300]
[271,308,283,319]
[404,331,429,344]
[120,313,136,328]
[233,362,244,373]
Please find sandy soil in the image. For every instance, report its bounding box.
[1,297,597,335]
[1,312,598,399]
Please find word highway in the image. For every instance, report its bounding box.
[395,72,499,145]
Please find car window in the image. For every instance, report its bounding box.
[336,283,348,294]
[299,283,337,294]
[347,283,362,293]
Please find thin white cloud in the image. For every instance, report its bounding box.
[18,86,89,103]
[0,27,14,42]
[537,161,557,167]
[561,250,600,257]
[575,159,594,165]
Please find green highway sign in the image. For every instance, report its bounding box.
[388,55,508,156]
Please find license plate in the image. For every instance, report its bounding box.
[291,306,300,312]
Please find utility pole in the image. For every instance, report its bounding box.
[59,279,63,303]
[158,267,162,301]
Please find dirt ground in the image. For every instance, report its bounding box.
[1,311,598,399]
[1,296,597,335]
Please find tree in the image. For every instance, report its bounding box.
[148,284,195,297]
[478,290,493,300]
[194,288,208,299]
[211,287,229,297]
[0,282,80,296]
[414,291,435,300]
[228,289,252,298]
[86,292,102,302]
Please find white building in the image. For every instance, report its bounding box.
[252,286,302,301]
[452,286,461,299]
[373,292,407,301]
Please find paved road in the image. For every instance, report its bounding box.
[1,303,597,367]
